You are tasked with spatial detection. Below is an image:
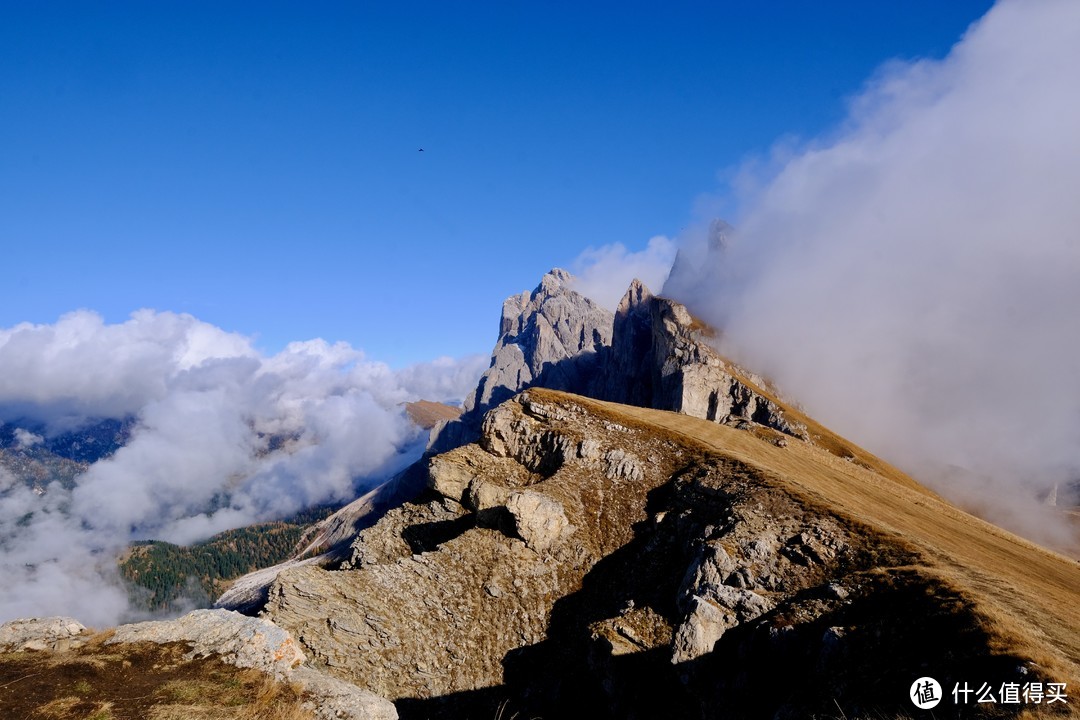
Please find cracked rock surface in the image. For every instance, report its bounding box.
[261,389,1030,719]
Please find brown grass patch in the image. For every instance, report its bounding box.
[0,641,314,720]
[524,388,1080,697]
[33,696,82,718]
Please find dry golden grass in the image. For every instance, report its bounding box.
[525,387,1080,697]
[237,672,311,720]
[34,696,81,719]
[0,641,315,720]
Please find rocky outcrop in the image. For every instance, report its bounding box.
[265,393,650,703]
[216,462,428,613]
[595,278,655,406]
[0,616,88,652]
[613,284,805,438]
[290,666,401,720]
[574,275,804,443]
[429,269,614,452]
[476,269,613,410]
[108,609,307,676]
[432,270,803,459]
[106,609,397,720]
[260,389,1024,719]
[1,609,397,719]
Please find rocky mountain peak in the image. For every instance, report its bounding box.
[470,267,613,414]
[433,268,804,455]
[537,266,573,292]
[429,269,614,452]
[616,277,651,314]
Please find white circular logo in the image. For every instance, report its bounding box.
[910,677,942,709]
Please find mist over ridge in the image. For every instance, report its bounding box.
[656,0,1080,547]
[3,0,1078,628]
[0,309,486,625]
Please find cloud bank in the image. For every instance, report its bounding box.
[0,310,486,625]
[665,0,1080,548]
[569,236,677,308]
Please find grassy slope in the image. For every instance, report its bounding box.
[527,387,1080,692]
[0,633,312,720]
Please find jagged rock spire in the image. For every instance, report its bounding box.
[432,267,802,456]
[468,268,613,414]
[429,269,614,452]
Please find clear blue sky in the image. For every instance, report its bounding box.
[0,1,994,366]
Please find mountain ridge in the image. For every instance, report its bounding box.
[265,386,1080,717]
[5,269,1079,719]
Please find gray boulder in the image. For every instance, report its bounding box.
[0,616,87,652]
[107,609,306,676]
[107,609,397,719]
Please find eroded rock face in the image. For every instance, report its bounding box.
[108,609,307,677]
[430,269,614,452]
[261,391,979,719]
[0,616,87,652]
[598,280,805,439]
[106,609,397,720]
[433,270,804,457]
[266,393,677,702]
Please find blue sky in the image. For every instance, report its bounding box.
[0,1,994,365]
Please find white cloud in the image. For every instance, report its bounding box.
[664,0,1080,549]
[570,236,678,308]
[0,310,485,624]
[13,428,43,448]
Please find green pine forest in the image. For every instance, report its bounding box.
[118,505,337,612]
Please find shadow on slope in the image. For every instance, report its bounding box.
[395,447,1052,719]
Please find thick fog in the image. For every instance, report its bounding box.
[569,236,677,310]
[0,310,485,625]
[665,0,1080,548]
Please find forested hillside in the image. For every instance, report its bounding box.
[119,505,337,612]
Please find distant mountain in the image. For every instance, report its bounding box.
[0,417,133,493]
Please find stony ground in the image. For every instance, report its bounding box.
[0,635,312,720]
[263,388,1080,718]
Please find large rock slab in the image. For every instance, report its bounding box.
[0,616,87,652]
[108,609,306,676]
[107,609,397,719]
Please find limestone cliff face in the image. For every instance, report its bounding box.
[597,279,804,439]
[432,270,802,455]
[430,269,614,452]
[478,268,614,409]
[261,389,1036,719]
